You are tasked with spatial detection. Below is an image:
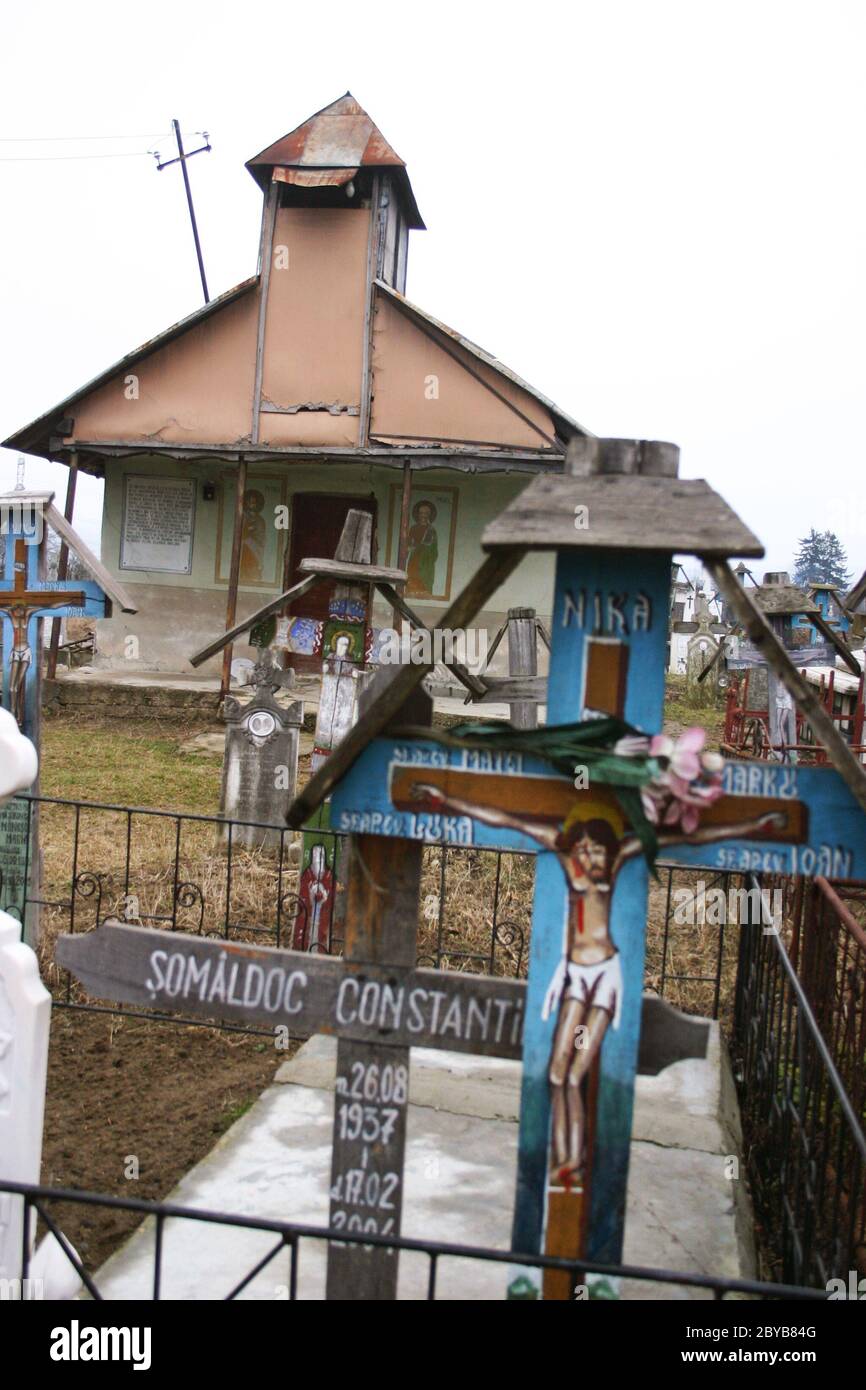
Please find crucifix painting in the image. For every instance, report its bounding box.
[410,758,785,1193]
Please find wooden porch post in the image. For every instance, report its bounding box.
[220,457,248,700]
[46,453,78,680]
[391,460,412,627]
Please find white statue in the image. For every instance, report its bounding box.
[0,713,81,1298]
[0,706,37,801]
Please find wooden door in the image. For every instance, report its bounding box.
[285,493,377,671]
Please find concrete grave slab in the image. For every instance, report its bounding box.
[94,1014,755,1301]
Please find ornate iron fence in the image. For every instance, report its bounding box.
[1,793,533,1035]
[732,873,866,1288]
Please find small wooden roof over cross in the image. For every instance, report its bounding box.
[0,491,137,616]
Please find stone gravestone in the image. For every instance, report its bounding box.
[220,648,303,851]
[672,589,727,689]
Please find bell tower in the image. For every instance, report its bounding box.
[246,91,424,294]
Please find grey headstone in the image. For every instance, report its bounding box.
[220,653,303,851]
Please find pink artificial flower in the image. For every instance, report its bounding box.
[669,727,706,782]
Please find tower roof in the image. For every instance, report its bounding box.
[246,92,424,228]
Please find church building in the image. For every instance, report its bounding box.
[5,94,588,687]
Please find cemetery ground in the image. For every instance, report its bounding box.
[34,677,732,1273]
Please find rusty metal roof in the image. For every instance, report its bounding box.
[246,92,424,228]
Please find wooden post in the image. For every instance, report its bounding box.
[391,461,412,628]
[325,680,431,1300]
[325,835,422,1300]
[220,458,248,700]
[358,175,382,448]
[507,607,538,730]
[46,455,78,680]
[251,182,279,447]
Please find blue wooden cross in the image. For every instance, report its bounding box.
[0,494,117,940]
[0,510,107,744]
[329,438,866,1298]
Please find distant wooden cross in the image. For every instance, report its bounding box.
[0,492,136,737]
[0,493,136,940]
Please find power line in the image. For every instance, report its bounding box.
[0,130,176,142]
[0,150,157,162]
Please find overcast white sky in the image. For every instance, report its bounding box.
[2,1,864,580]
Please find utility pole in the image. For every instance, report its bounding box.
[152,119,211,304]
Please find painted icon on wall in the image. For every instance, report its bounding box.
[216,472,287,588]
[387,485,458,602]
[240,488,267,583]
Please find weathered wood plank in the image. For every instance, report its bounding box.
[481,476,763,557]
[473,675,546,704]
[220,458,249,698]
[189,573,319,667]
[326,832,423,1299]
[45,502,137,613]
[299,557,407,584]
[251,181,279,446]
[326,1037,409,1299]
[54,923,527,1059]
[507,608,539,730]
[47,458,79,678]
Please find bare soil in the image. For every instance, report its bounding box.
[40,1007,291,1271]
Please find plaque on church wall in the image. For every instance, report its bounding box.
[120,475,196,574]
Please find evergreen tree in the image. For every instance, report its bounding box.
[792,529,851,589]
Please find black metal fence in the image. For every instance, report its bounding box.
[732,873,866,1289]
[1,793,533,1036]
[4,1180,828,1302]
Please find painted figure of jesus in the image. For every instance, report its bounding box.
[411,780,782,1188]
